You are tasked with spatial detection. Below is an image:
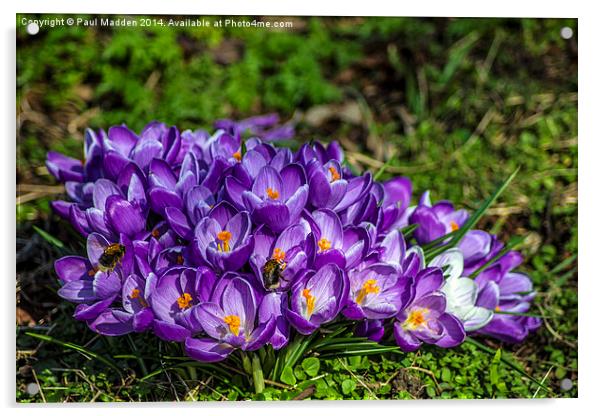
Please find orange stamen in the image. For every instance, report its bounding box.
[217,230,232,252]
[355,279,380,305]
[328,166,341,182]
[317,237,332,252]
[450,221,459,232]
[177,293,193,310]
[272,248,286,263]
[223,315,241,336]
[233,151,242,162]
[302,288,316,317]
[404,308,429,330]
[266,187,279,200]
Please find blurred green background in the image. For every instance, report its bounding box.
[16,15,577,401]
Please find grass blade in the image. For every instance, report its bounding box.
[26,332,122,376]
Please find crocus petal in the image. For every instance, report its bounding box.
[280,163,306,200]
[435,313,466,348]
[252,203,290,233]
[153,320,191,342]
[149,187,183,215]
[394,322,422,352]
[73,296,117,321]
[184,337,234,363]
[149,158,178,189]
[106,196,145,238]
[475,281,500,310]
[284,185,309,224]
[58,280,96,303]
[165,207,192,240]
[108,125,138,156]
[428,248,464,280]
[89,310,133,336]
[55,256,91,282]
[131,139,163,172]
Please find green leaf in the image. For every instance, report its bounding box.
[490,348,501,385]
[280,366,297,386]
[441,367,451,382]
[301,357,320,377]
[341,379,356,395]
[32,225,64,249]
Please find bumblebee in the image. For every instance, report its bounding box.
[98,243,126,272]
[262,258,286,290]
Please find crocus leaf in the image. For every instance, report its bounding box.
[33,225,65,249]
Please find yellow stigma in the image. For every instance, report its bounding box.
[152,229,161,238]
[223,315,241,336]
[355,279,380,305]
[217,230,232,252]
[450,221,459,232]
[272,247,286,263]
[266,187,280,200]
[302,288,316,317]
[328,166,341,182]
[494,305,501,312]
[318,237,332,252]
[233,151,242,162]
[176,254,184,265]
[177,293,193,310]
[404,308,429,330]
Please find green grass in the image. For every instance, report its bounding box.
[16,15,577,401]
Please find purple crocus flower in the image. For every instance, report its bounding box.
[306,159,372,212]
[193,201,254,272]
[88,273,155,336]
[409,191,469,245]
[457,230,504,275]
[302,208,368,270]
[394,268,466,352]
[239,164,308,233]
[473,251,541,343]
[147,266,214,342]
[55,233,132,321]
[343,263,413,320]
[296,141,344,167]
[101,123,182,179]
[184,276,276,362]
[284,264,349,335]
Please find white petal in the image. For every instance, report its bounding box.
[462,306,494,331]
[428,248,464,279]
[442,276,478,309]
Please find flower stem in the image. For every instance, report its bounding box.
[251,353,265,394]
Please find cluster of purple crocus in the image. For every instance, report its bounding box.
[48,115,540,362]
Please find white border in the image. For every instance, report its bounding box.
[4,1,599,415]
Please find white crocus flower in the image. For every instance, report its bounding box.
[429,248,493,331]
